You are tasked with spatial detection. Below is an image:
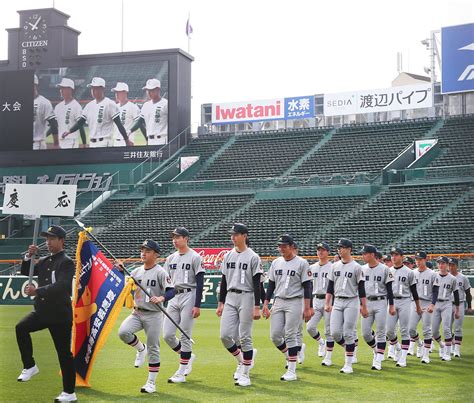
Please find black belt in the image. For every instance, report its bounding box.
[394,296,409,299]
[367,296,386,301]
[176,288,192,294]
[148,135,162,139]
[336,296,355,299]
[91,137,104,143]
[229,289,248,294]
[314,294,326,299]
[437,299,449,302]
[134,307,155,312]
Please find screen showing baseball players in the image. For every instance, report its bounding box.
[29,62,169,150]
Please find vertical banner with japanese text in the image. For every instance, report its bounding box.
[72,232,131,387]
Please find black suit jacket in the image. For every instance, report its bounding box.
[21,250,75,323]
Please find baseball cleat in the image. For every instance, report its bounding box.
[394,348,402,362]
[280,370,297,381]
[371,359,382,371]
[421,356,430,364]
[233,363,243,380]
[250,348,257,370]
[396,359,407,367]
[453,352,461,358]
[17,365,39,382]
[54,392,77,402]
[235,373,251,387]
[168,372,186,383]
[340,365,353,374]
[387,344,395,359]
[184,353,196,376]
[408,343,415,356]
[321,357,332,366]
[438,347,445,358]
[416,346,423,358]
[441,354,452,362]
[298,343,306,364]
[318,339,326,357]
[140,381,156,393]
[134,345,147,368]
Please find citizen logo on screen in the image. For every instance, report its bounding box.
[21,40,48,48]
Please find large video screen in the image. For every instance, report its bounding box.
[0,61,169,152]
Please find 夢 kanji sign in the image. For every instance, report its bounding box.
[2,184,77,217]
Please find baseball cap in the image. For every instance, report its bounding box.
[360,244,377,254]
[414,251,428,259]
[111,82,129,92]
[376,251,383,260]
[171,227,190,237]
[390,247,404,255]
[34,74,39,85]
[426,261,433,269]
[337,238,353,249]
[141,239,160,254]
[316,242,330,252]
[87,77,106,87]
[56,78,75,89]
[382,255,391,262]
[448,257,459,265]
[404,256,415,265]
[230,223,248,235]
[278,234,295,246]
[436,256,449,264]
[142,78,161,90]
[40,225,66,239]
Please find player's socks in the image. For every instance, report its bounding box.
[172,342,182,354]
[242,349,253,373]
[345,343,355,365]
[376,342,386,362]
[312,331,322,342]
[336,337,345,347]
[227,344,243,363]
[287,347,298,373]
[129,335,145,352]
[367,338,376,348]
[148,363,160,382]
[178,351,191,375]
[277,342,289,354]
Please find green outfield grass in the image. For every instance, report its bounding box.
[1,307,472,402]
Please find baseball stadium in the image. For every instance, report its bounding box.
[0,4,473,403]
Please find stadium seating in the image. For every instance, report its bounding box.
[193,195,369,255]
[292,119,437,176]
[319,183,472,253]
[194,129,329,180]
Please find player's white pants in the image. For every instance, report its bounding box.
[451,302,465,338]
[307,296,332,341]
[432,300,453,340]
[163,289,196,353]
[330,296,359,345]
[114,133,135,147]
[361,298,387,343]
[59,137,79,149]
[89,137,112,148]
[270,297,303,349]
[220,291,255,352]
[147,135,167,145]
[33,140,47,150]
[408,299,433,339]
[118,309,163,363]
[386,297,411,340]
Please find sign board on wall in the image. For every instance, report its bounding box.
[324,84,433,116]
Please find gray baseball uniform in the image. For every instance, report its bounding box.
[432,273,458,341]
[408,268,439,341]
[361,263,393,345]
[220,248,262,352]
[118,264,172,364]
[386,265,416,342]
[329,260,363,346]
[163,249,204,353]
[451,272,470,339]
[268,256,311,349]
[307,261,333,342]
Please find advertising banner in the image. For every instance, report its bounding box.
[193,247,231,271]
[415,139,437,160]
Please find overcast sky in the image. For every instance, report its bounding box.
[0,0,472,127]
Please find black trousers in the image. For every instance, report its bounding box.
[16,311,75,394]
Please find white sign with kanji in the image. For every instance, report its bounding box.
[2,184,77,217]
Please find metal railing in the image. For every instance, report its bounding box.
[388,164,474,184]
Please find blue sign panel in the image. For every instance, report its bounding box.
[441,23,474,94]
[284,95,315,120]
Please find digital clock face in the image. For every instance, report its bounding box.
[22,14,48,41]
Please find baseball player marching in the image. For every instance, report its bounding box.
[360,244,395,370]
[408,251,439,363]
[62,77,132,147]
[307,242,333,364]
[263,234,312,381]
[117,240,175,394]
[163,227,204,383]
[216,223,262,387]
[432,256,460,361]
[33,74,59,150]
[324,238,368,374]
[386,247,422,367]
[449,257,472,357]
